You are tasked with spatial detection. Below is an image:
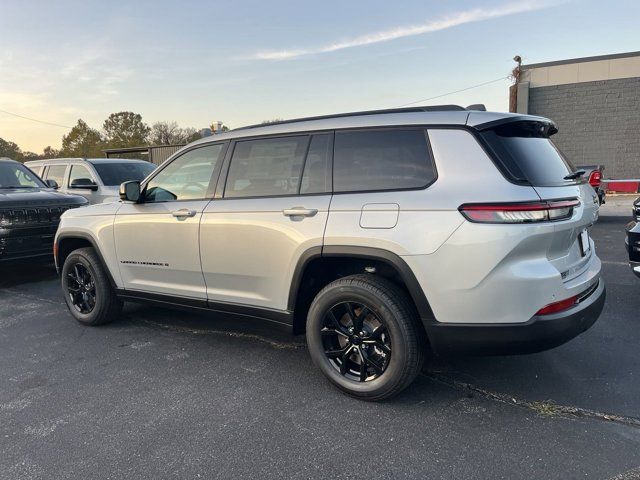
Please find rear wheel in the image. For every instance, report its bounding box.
[61,247,122,326]
[306,274,424,401]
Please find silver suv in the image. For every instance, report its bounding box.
[54,106,605,400]
[26,158,155,204]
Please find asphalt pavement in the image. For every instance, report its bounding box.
[1,208,639,479]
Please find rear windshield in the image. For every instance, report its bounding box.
[92,162,155,186]
[481,121,578,187]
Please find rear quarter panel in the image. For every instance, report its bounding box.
[324,129,541,255]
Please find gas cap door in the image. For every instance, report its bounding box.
[359,203,399,229]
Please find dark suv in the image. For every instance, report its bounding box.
[626,197,640,278]
[0,158,87,262]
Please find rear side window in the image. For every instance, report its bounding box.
[333,129,435,193]
[224,136,308,198]
[481,121,577,186]
[300,134,331,194]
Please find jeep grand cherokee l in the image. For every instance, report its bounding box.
[54,106,605,400]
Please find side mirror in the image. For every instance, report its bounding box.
[45,179,59,189]
[120,181,141,202]
[70,178,99,191]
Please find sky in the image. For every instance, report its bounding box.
[1,0,639,152]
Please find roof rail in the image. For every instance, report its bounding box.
[234,105,466,131]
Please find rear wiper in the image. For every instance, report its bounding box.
[564,170,585,180]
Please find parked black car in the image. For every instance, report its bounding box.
[577,164,606,205]
[626,196,640,278]
[0,158,87,262]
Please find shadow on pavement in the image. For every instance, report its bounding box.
[0,259,57,288]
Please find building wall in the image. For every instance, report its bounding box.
[521,53,640,88]
[149,145,184,166]
[527,77,640,179]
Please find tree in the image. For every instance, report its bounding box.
[60,119,104,158]
[43,146,60,158]
[149,121,201,145]
[0,137,23,160]
[103,111,150,148]
[21,151,41,161]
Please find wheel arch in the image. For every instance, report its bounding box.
[288,245,434,334]
[56,233,118,289]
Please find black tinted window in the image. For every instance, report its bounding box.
[481,121,576,186]
[225,136,308,198]
[300,134,331,194]
[333,129,435,193]
[93,162,155,186]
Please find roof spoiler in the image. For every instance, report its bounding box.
[466,104,486,111]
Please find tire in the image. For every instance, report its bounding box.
[61,247,122,326]
[306,274,425,401]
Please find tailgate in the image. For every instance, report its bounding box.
[534,183,599,281]
[478,118,600,283]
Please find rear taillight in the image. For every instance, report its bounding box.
[458,199,580,224]
[588,171,601,188]
[536,295,579,315]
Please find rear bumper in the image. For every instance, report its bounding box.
[425,279,605,355]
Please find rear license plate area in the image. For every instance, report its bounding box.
[579,229,591,257]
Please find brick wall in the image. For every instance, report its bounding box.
[527,77,640,179]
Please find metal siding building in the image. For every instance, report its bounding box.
[515,51,640,179]
[104,144,185,166]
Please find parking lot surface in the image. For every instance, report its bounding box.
[1,213,639,479]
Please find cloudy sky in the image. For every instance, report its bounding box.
[1,0,639,152]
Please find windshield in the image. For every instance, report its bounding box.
[481,121,578,187]
[0,162,46,189]
[92,162,156,186]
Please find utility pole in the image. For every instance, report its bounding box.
[509,55,522,113]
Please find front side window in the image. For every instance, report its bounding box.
[144,144,225,203]
[333,129,436,193]
[224,136,308,198]
[0,162,45,188]
[93,162,155,186]
[69,165,95,185]
[44,165,68,187]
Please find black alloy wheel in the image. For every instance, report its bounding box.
[61,247,122,326]
[321,301,392,382]
[306,274,424,401]
[66,263,96,314]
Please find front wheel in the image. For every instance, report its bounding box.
[306,274,425,401]
[61,247,122,326]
